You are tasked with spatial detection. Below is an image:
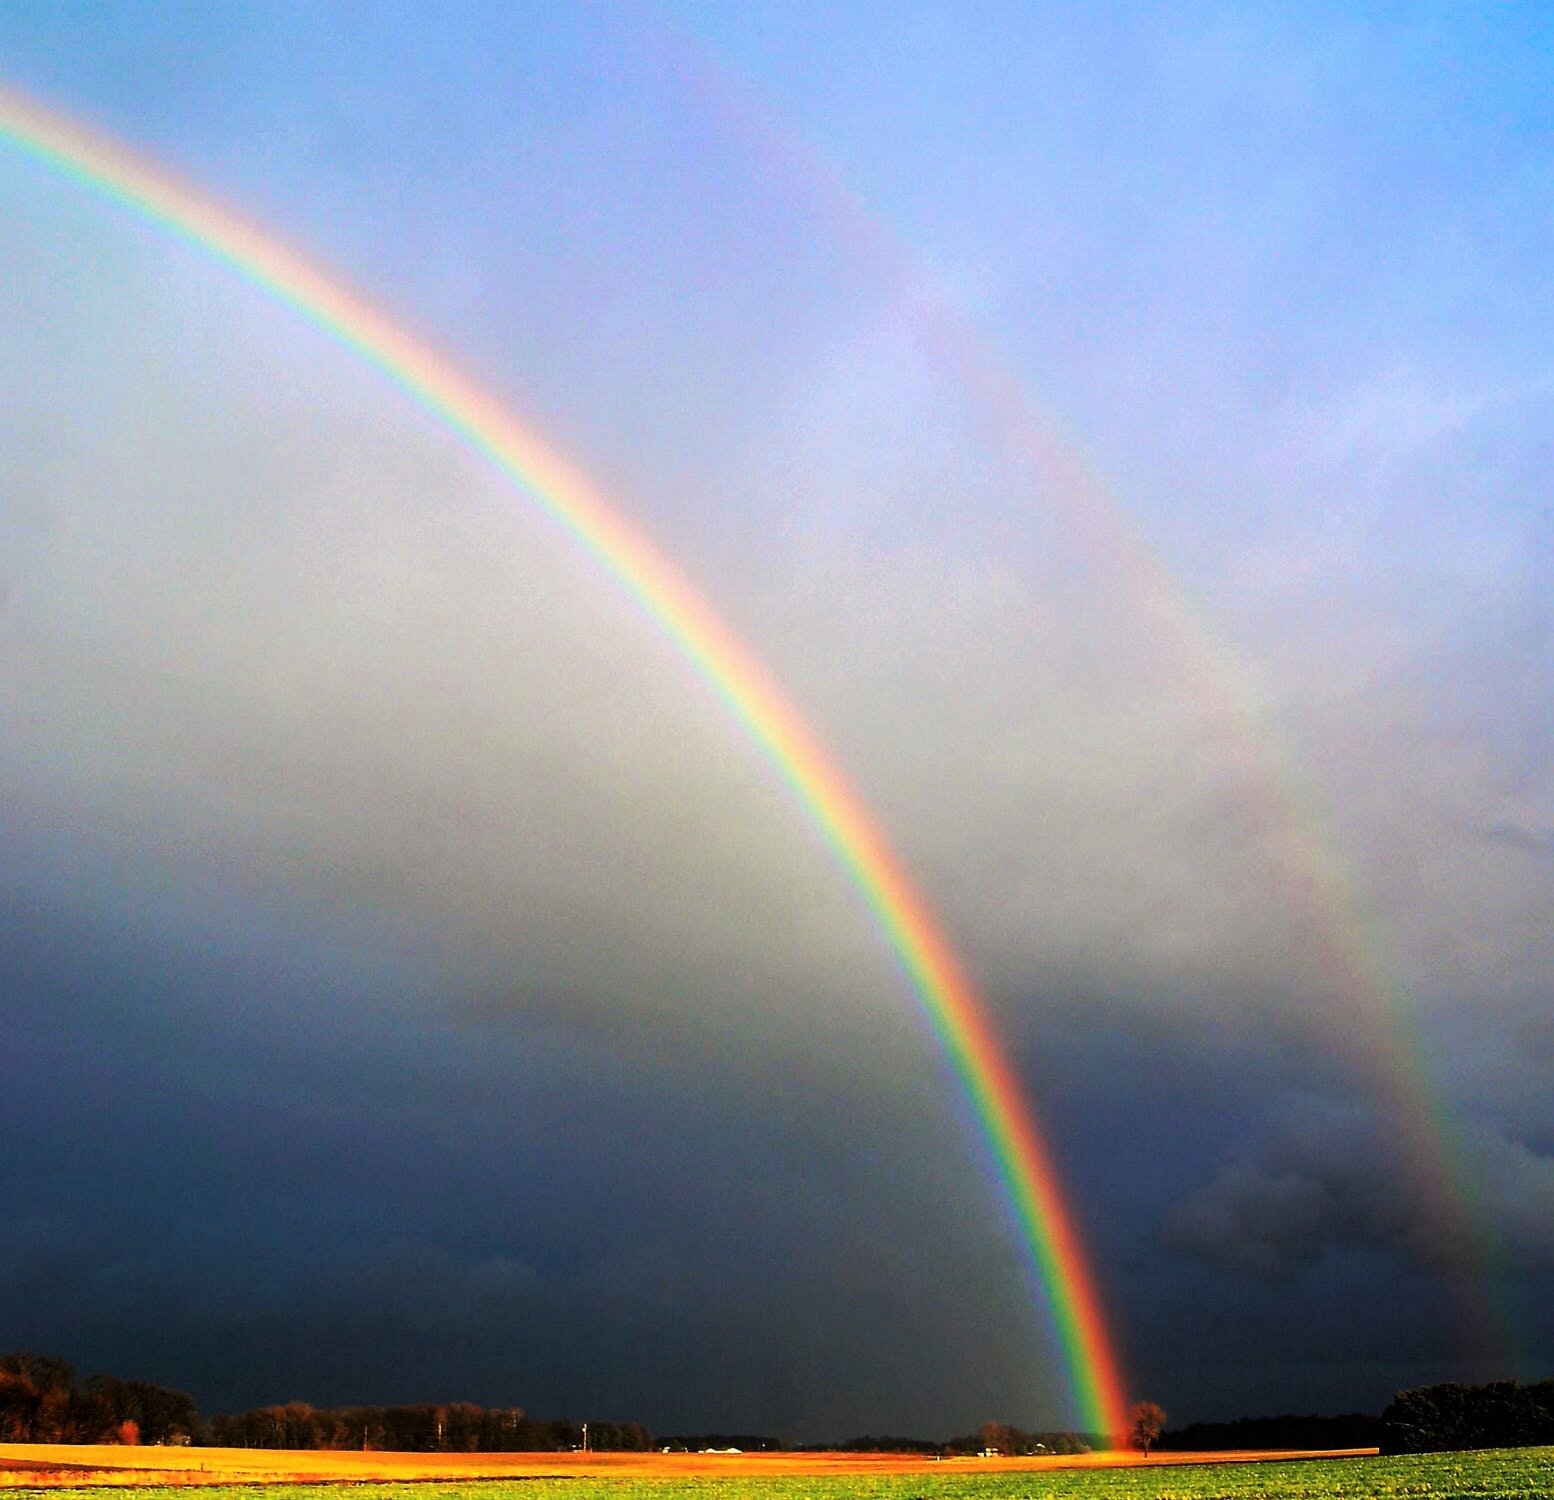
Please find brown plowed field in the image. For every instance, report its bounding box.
[0,1443,1378,1485]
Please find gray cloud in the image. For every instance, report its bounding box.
[1479,822,1554,858]
[1163,1099,1554,1279]
[1161,1162,1344,1279]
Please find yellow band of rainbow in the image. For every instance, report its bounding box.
[0,83,1129,1439]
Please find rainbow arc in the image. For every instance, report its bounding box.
[0,84,1130,1438]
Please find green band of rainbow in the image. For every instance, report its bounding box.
[0,84,1128,1437]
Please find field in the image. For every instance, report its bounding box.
[3,1445,1554,1498]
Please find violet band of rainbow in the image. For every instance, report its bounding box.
[0,84,1130,1439]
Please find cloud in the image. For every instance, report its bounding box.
[1162,1099,1554,1278]
[1290,365,1502,466]
[1477,822,1554,859]
[1160,1162,1343,1279]
[1462,1128,1554,1271]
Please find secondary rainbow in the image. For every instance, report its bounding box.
[0,85,1130,1437]
[672,32,1517,1372]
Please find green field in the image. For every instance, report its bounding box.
[34,1448,1554,1500]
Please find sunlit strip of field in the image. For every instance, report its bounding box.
[3,1445,1554,1497]
[0,1441,1389,1486]
[0,1443,1379,1483]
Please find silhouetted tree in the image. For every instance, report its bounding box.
[1129,1401,1166,1457]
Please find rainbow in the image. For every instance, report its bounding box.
[0,85,1130,1437]
[670,30,1516,1372]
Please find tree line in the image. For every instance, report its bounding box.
[1381,1379,1554,1453]
[0,1351,649,1452]
[0,1353,198,1446]
[955,1420,1095,1455]
[639,1426,1096,1457]
[1157,1411,1382,1451]
[208,1404,651,1452]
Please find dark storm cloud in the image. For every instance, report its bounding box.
[0,860,1057,1434]
[1162,1099,1554,1279]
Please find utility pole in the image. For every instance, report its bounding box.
[581,1422,588,1454]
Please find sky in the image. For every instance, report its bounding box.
[1,0,1551,1442]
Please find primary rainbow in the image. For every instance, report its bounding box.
[0,86,1130,1437]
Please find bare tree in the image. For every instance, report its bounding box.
[1129,1400,1166,1458]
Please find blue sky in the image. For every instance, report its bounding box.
[1,2,1551,1437]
